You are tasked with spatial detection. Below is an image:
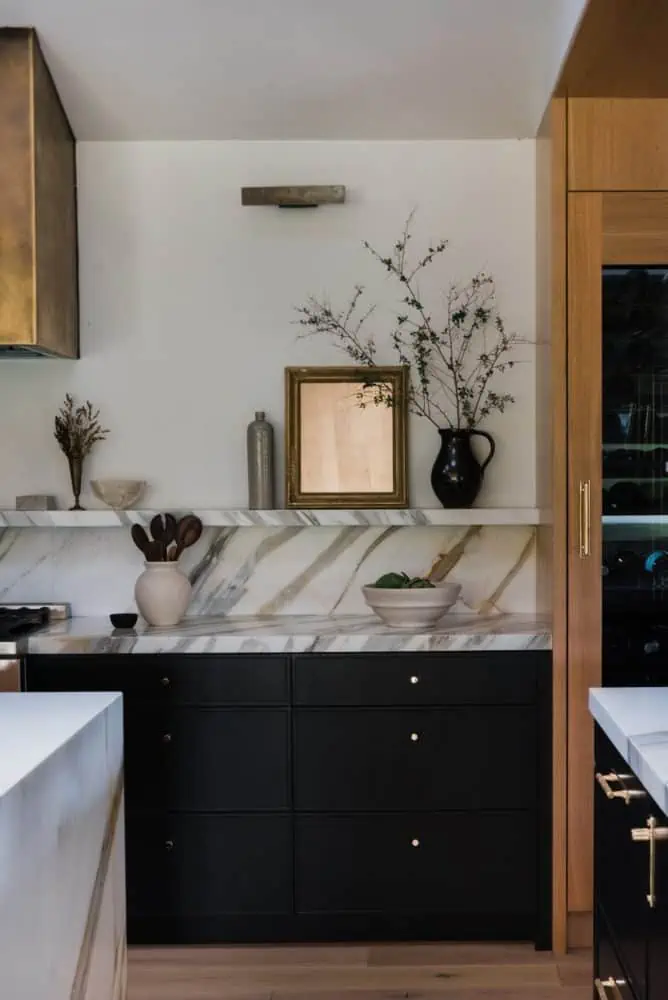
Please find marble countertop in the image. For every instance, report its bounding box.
[25,612,552,655]
[590,688,668,815]
[0,692,121,798]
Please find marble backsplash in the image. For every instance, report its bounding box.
[0,524,537,617]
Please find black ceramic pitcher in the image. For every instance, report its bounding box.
[430,428,496,508]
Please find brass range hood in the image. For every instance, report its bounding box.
[0,29,79,358]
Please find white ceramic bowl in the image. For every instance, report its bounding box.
[362,581,462,628]
[91,479,146,510]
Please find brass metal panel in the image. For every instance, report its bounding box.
[32,32,78,358]
[0,31,35,346]
[568,98,668,191]
[0,659,20,692]
[242,185,345,207]
[285,366,408,508]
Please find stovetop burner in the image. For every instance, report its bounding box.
[0,605,70,656]
[0,606,50,640]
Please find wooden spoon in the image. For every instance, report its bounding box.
[131,523,151,557]
[174,515,203,558]
[144,539,164,562]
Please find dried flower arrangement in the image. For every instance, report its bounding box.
[295,213,524,430]
[54,394,109,510]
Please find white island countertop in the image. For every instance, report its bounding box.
[0,692,126,1000]
[0,692,120,797]
[24,612,552,655]
[590,688,668,814]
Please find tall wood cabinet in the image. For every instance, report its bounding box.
[546,95,668,949]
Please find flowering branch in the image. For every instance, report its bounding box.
[295,215,525,430]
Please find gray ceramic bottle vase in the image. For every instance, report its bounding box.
[247,411,275,509]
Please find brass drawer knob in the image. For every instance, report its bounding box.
[410,675,419,685]
[161,676,171,687]
[410,733,420,742]
[162,733,172,744]
[411,838,420,848]
[165,839,174,851]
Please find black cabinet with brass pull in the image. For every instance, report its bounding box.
[595,725,668,1000]
[24,649,551,946]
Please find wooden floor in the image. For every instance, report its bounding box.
[128,943,592,999]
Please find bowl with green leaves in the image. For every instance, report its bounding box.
[362,572,461,628]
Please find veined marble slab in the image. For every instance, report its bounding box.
[0,693,125,1000]
[590,688,668,815]
[26,612,551,655]
[0,523,539,617]
[0,507,547,527]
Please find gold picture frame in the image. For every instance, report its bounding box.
[285,366,408,508]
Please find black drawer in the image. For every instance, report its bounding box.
[295,813,535,915]
[595,728,649,1000]
[25,654,289,705]
[294,652,540,706]
[294,707,536,811]
[125,706,290,811]
[127,813,292,918]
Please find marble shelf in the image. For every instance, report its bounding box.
[0,507,549,528]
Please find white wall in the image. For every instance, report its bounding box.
[0,140,536,509]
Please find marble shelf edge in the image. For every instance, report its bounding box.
[0,507,551,528]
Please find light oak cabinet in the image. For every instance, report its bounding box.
[548,96,668,949]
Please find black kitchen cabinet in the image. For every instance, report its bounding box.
[595,724,668,1000]
[24,650,551,947]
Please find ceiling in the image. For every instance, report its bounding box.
[0,0,586,140]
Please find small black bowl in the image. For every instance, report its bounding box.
[109,612,138,630]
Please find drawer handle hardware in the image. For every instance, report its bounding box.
[162,733,172,744]
[410,733,420,742]
[411,838,420,848]
[631,815,668,907]
[165,839,174,851]
[596,771,646,804]
[410,675,419,685]
[160,676,171,687]
[595,978,626,1000]
[579,479,591,558]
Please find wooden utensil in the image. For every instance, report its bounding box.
[144,540,164,562]
[131,523,151,557]
[174,515,203,558]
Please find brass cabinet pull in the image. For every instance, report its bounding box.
[162,733,172,744]
[579,480,591,558]
[160,676,171,687]
[596,771,647,803]
[631,816,668,907]
[410,675,419,685]
[165,839,174,851]
[410,733,420,742]
[595,978,626,999]
[411,838,420,848]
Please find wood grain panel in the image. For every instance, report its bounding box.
[0,31,35,345]
[568,98,668,191]
[602,192,668,263]
[566,192,603,918]
[32,31,78,357]
[546,97,568,956]
[556,0,668,99]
